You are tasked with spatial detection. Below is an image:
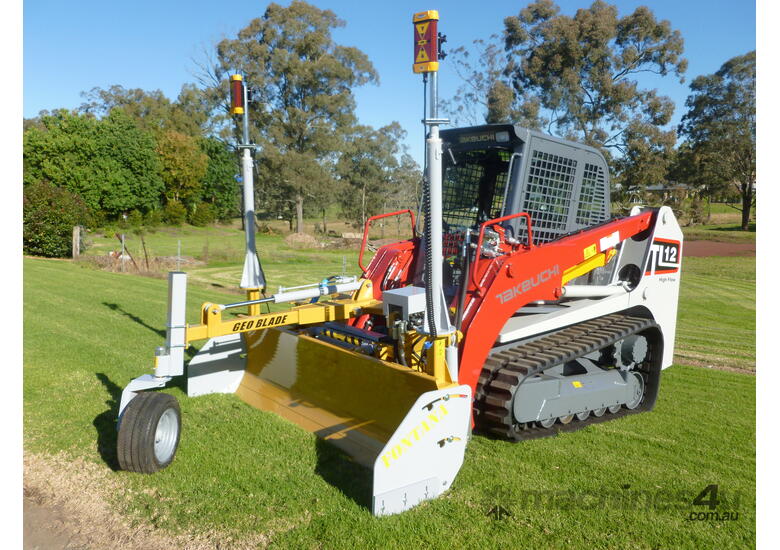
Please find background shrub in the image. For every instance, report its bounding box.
[23,181,90,257]
[163,200,187,226]
[188,202,217,227]
[144,209,163,228]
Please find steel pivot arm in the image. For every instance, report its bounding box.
[152,275,378,379]
[187,278,378,344]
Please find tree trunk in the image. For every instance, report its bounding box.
[322,208,327,234]
[361,186,366,228]
[296,195,304,234]
[741,185,753,231]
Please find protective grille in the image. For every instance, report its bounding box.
[576,163,607,225]
[519,150,577,243]
[441,149,510,232]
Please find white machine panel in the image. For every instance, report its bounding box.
[372,385,472,516]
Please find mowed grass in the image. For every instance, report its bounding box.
[23,257,755,548]
[81,222,382,294]
[682,223,756,244]
[676,256,755,371]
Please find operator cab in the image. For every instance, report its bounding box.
[437,124,613,296]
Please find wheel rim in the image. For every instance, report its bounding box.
[537,417,556,429]
[558,414,574,425]
[154,408,179,464]
[624,372,645,410]
[608,404,621,414]
[575,410,590,421]
[592,407,607,417]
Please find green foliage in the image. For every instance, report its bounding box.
[211,1,378,231]
[678,51,755,230]
[443,37,541,128]
[503,1,686,147]
[188,202,217,227]
[79,84,207,137]
[337,123,419,226]
[23,181,90,257]
[156,130,208,207]
[23,109,164,217]
[199,137,239,220]
[446,1,686,188]
[164,200,187,226]
[144,209,163,228]
[126,209,144,228]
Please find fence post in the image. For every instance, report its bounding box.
[72,226,80,259]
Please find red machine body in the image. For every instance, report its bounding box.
[362,209,655,403]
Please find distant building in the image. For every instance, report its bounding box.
[613,182,704,201]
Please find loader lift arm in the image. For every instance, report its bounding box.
[455,209,655,393]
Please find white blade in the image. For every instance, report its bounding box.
[372,385,472,516]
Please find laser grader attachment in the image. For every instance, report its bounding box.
[117,271,472,515]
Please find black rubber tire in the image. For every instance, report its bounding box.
[117,392,181,474]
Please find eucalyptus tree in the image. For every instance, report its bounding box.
[678,51,756,230]
[210,1,378,232]
[445,0,687,190]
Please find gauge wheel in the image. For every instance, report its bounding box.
[118,392,181,473]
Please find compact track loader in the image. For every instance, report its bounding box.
[115,10,682,516]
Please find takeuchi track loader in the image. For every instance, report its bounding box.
[115,10,682,516]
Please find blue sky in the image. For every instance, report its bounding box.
[24,1,756,165]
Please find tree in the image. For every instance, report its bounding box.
[155,130,208,208]
[79,84,207,137]
[211,1,378,233]
[503,1,685,148]
[446,1,687,190]
[337,123,414,227]
[24,109,164,217]
[442,37,542,128]
[678,51,755,230]
[199,137,239,221]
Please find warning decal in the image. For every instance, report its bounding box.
[416,22,429,40]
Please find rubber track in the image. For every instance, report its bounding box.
[475,313,656,441]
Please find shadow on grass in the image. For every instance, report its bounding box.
[101,302,199,360]
[711,223,756,232]
[103,302,165,339]
[94,373,121,470]
[314,438,372,512]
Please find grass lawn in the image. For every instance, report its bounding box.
[23,256,755,548]
[676,257,755,371]
[79,222,393,294]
